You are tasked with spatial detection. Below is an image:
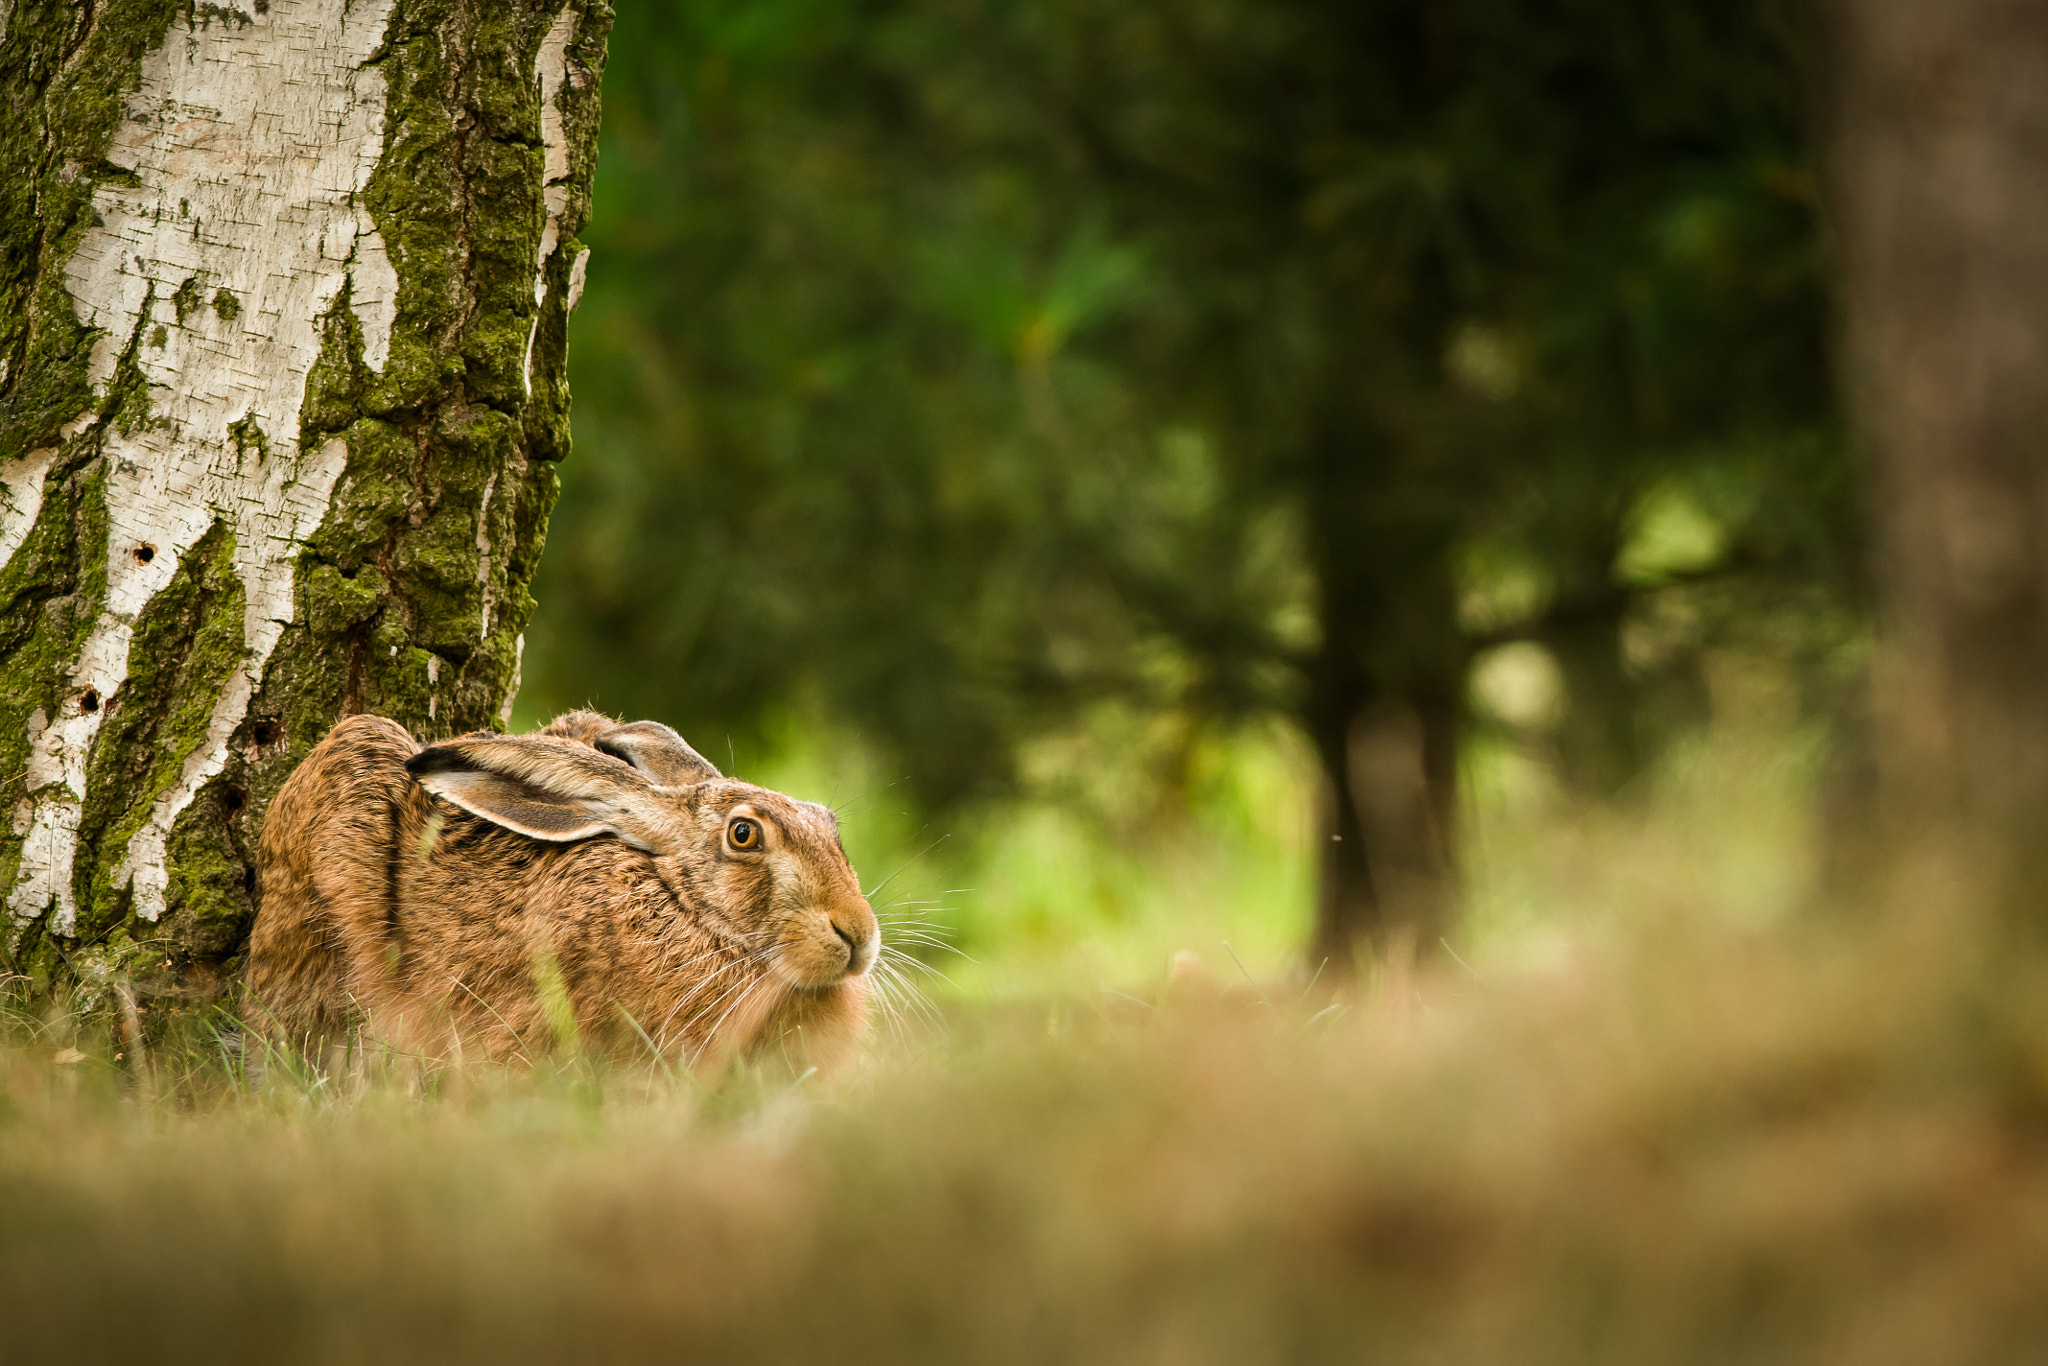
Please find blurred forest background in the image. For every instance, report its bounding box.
[517,0,1851,990]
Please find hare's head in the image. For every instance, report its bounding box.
[405,723,878,989]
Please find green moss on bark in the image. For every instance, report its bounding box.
[75,518,245,934]
[0,2,182,469]
[0,3,176,938]
[1,1,612,1020]
[255,0,607,764]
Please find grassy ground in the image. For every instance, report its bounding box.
[14,696,2048,1361]
[9,907,2048,1363]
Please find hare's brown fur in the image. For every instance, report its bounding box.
[247,713,876,1068]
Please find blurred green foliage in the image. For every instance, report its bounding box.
[524,0,1850,950]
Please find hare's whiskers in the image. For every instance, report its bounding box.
[871,956,942,1034]
[881,945,954,985]
[675,947,778,1043]
[880,928,957,951]
[862,833,951,904]
[653,951,756,1049]
[693,970,778,1069]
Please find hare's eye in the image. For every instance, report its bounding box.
[728,818,760,849]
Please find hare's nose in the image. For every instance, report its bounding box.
[831,921,874,977]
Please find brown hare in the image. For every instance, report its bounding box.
[246,710,878,1070]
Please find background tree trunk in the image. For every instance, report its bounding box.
[0,0,610,1022]
[1825,0,2048,927]
[1305,415,1464,975]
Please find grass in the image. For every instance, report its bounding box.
[9,905,2048,1363]
[13,684,2046,1361]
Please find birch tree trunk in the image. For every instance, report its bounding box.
[0,0,610,1021]
[1826,2,2048,930]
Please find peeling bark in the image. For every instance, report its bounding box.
[0,0,611,1016]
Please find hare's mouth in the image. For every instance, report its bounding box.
[833,921,881,977]
[774,916,875,988]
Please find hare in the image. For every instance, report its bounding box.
[246,710,878,1070]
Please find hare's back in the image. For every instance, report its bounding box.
[261,714,422,894]
[249,714,424,1038]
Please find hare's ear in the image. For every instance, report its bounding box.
[537,710,615,747]
[592,720,722,785]
[406,736,675,850]
[539,711,722,785]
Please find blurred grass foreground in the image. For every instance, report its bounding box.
[9,907,2048,1362]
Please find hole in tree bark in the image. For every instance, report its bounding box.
[135,544,155,564]
[79,690,99,714]
[222,788,245,814]
[250,721,278,747]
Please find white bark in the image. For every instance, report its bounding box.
[7,0,398,930]
[0,447,56,572]
[567,247,591,314]
[524,6,579,398]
